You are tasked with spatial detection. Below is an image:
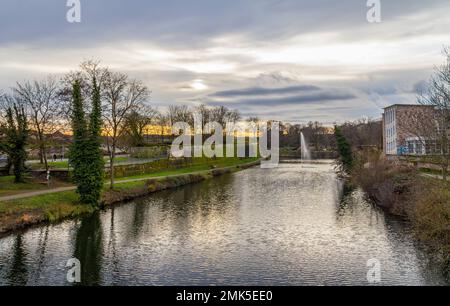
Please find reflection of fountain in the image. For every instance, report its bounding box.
[300,132,311,161]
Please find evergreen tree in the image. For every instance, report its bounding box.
[1,105,28,183]
[86,77,104,205]
[69,78,105,206]
[69,80,91,203]
[334,125,353,174]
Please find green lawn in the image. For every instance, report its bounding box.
[0,190,93,222]
[27,156,131,170]
[2,157,258,197]
[113,157,258,190]
[419,167,447,177]
[107,156,129,163]
[47,161,69,169]
[113,180,148,190]
[0,158,259,223]
[0,175,73,197]
[115,157,258,182]
[0,176,51,197]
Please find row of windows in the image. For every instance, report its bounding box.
[385,108,396,125]
[386,125,396,138]
[385,108,397,154]
[386,140,396,153]
[406,140,450,155]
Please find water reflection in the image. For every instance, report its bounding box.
[32,226,49,282]
[0,162,447,285]
[6,235,29,285]
[73,212,103,285]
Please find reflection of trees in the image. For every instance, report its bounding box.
[336,187,381,226]
[32,226,49,283]
[73,212,103,285]
[107,207,120,281]
[129,200,149,240]
[158,175,234,218]
[6,234,29,285]
[156,175,235,241]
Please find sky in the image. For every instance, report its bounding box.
[0,0,449,124]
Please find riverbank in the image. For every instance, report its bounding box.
[3,161,445,285]
[348,153,450,278]
[0,158,259,237]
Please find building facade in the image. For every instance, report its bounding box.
[382,104,441,156]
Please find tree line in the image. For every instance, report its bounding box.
[0,60,244,197]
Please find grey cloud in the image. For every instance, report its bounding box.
[0,0,447,124]
[208,90,356,107]
[211,85,320,98]
[236,103,379,124]
[0,0,448,48]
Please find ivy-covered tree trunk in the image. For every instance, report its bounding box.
[3,106,28,183]
[87,77,105,205]
[69,78,105,206]
[109,139,116,189]
[69,80,90,203]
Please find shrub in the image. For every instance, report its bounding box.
[334,126,353,175]
[351,148,450,277]
[412,179,450,275]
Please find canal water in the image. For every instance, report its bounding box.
[0,162,447,285]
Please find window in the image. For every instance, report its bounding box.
[416,142,423,155]
[408,142,414,154]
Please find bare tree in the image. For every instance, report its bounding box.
[59,60,109,128]
[225,109,241,124]
[157,113,169,144]
[167,105,193,126]
[311,121,323,151]
[339,118,382,150]
[0,90,7,123]
[246,116,260,124]
[14,77,59,171]
[210,106,241,134]
[122,105,159,147]
[194,104,211,129]
[103,71,149,188]
[415,49,450,180]
[193,104,212,141]
[210,106,229,127]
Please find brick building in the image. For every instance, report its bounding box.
[382,104,441,156]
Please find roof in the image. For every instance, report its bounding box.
[383,104,434,109]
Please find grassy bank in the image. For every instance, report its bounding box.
[349,151,450,277]
[0,175,72,197]
[0,158,259,236]
[114,157,256,182]
[0,176,49,197]
[27,156,131,170]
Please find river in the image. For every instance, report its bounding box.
[0,161,446,285]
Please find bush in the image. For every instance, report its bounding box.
[334,126,353,175]
[351,148,450,278]
[129,146,168,159]
[350,149,416,212]
[412,179,450,275]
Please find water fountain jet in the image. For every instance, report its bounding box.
[300,132,311,161]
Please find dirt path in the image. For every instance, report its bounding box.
[420,173,446,181]
[0,186,76,201]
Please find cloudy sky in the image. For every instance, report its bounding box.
[0,0,449,124]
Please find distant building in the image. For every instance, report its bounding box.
[382,104,443,156]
